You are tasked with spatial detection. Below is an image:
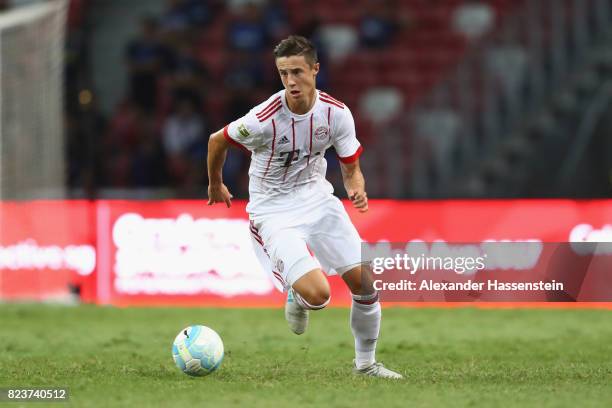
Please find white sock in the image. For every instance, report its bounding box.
[350,292,380,369]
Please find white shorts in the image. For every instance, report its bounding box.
[249,194,362,292]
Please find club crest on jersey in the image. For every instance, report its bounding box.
[237,123,250,138]
[275,258,284,273]
[314,126,330,141]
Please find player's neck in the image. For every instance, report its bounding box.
[285,89,316,115]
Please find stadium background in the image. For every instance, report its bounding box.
[1,1,612,407]
[1,0,610,304]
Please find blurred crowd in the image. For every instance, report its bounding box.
[63,0,504,198]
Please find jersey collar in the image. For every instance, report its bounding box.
[280,89,319,120]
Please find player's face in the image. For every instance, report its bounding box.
[276,55,319,104]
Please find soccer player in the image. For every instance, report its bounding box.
[207,35,402,379]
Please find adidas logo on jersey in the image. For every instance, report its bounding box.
[278,136,290,145]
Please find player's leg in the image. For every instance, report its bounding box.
[342,265,379,367]
[307,196,403,378]
[304,198,379,365]
[291,267,331,308]
[253,220,330,335]
[342,263,402,379]
[284,267,331,335]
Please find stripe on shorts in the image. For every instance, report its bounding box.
[272,270,286,286]
[250,220,285,286]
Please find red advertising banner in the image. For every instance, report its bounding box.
[0,201,96,302]
[94,200,288,307]
[1,199,611,306]
[345,199,612,243]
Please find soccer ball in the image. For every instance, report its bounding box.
[172,325,224,376]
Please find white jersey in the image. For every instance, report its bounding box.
[224,89,363,216]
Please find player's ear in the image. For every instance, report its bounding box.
[313,62,320,76]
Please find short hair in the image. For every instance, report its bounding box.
[273,35,318,66]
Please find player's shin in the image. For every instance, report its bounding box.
[350,292,381,369]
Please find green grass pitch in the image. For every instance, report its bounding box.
[1,304,612,407]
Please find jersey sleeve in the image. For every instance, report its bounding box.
[223,109,264,152]
[331,106,363,163]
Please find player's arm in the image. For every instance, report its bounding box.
[340,159,368,213]
[207,128,233,208]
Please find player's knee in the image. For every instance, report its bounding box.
[300,287,330,308]
[311,290,331,308]
[349,280,375,297]
[342,266,375,296]
[292,267,330,308]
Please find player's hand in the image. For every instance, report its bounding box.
[207,183,233,208]
[348,190,368,213]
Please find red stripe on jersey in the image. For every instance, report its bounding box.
[327,107,332,142]
[338,145,363,163]
[320,92,344,106]
[223,125,251,154]
[282,118,296,182]
[256,102,281,120]
[264,119,277,178]
[256,97,281,117]
[308,113,313,165]
[294,113,313,186]
[320,97,344,109]
[258,105,282,122]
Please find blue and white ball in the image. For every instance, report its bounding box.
[172,325,224,376]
